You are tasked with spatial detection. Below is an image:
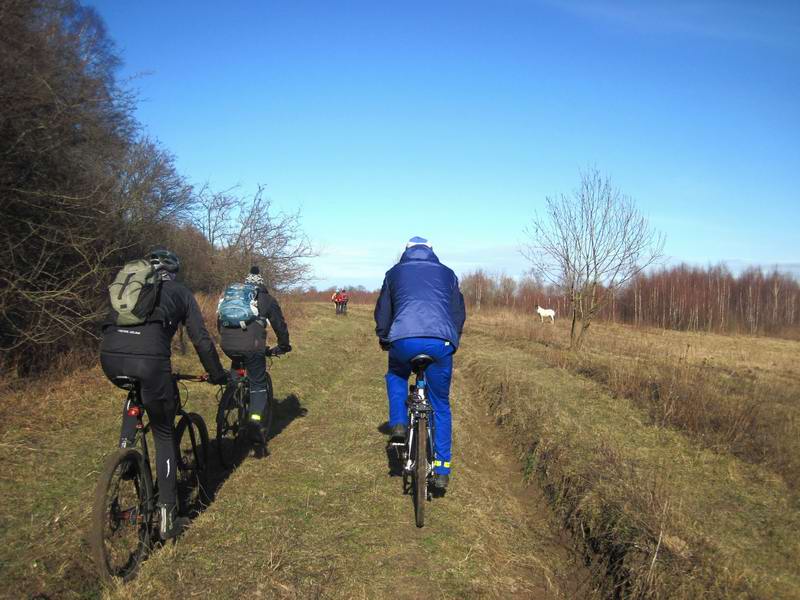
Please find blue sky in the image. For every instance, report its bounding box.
[89,0,800,289]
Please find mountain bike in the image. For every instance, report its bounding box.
[216,347,283,467]
[90,373,210,582]
[388,354,435,528]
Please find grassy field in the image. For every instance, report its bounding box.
[463,310,800,598]
[1,303,797,598]
[0,304,587,599]
[471,310,800,491]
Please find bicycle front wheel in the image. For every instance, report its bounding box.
[414,415,428,528]
[90,448,154,582]
[175,412,210,512]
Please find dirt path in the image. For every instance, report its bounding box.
[109,304,589,599]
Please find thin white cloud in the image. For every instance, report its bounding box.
[309,242,531,289]
[538,0,800,49]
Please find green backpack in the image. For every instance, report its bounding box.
[108,259,161,326]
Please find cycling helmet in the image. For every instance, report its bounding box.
[147,246,180,273]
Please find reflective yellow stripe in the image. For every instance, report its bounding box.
[250,414,262,421]
[444,461,451,468]
[433,460,451,468]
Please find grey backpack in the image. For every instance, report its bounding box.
[108,259,161,326]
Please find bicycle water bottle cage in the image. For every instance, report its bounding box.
[410,354,435,376]
[112,376,140,391]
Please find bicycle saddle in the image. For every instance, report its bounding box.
[112,376,140,391]
[410,354,435,372]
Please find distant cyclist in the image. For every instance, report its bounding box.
[100,246,227,539]
[339,288,349,314]
[374,237,466,489]
[331,288,341,314]
[217,266,291,453]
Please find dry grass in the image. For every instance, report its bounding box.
[5,302,797,598]
[0,303,588,599]
[469,310,800,491]
[462,315,800,599]
[105,304,588,599]
[0,293,304,599]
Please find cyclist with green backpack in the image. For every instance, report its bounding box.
[100,247,227,539]
[217,266,291,453]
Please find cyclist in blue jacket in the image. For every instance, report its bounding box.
[374,236,466,489]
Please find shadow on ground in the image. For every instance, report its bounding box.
[201,393,308,506]
[378,421,405,477]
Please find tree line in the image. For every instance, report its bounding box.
[0,0,311,376]
[460,265,800,338]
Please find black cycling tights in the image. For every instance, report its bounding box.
[101,353,179,505]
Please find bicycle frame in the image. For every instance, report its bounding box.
[120,388,157,510]
[403,371,433,478]
[118,377,202,509]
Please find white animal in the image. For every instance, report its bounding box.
[536,305,555,323]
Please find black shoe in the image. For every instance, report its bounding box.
[432,473,449,490]
[388,423,408,441]
[158,503,189,540]
[247,418,265,446]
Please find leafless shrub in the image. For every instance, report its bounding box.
[0,1,313,377]
[194,185,315,291]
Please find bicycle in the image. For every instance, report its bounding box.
[388,354,435,528]
[216,347,282,467]
[89,373,210,582]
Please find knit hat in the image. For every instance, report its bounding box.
[405,236,432,249]
[245,265,264,286]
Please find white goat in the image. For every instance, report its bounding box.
[536,305,555,323]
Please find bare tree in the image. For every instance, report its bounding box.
[191,185,315,291]
[224,186,314,290]
[193,184,239,249]
[522,169,664,349]
[0,0,135,373]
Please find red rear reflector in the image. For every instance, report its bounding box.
[236,369,246,376]
[127,406,141,417]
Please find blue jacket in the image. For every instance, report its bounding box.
[374,245,466,348]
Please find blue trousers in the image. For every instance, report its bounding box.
[386,337,454,475]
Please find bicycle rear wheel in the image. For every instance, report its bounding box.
[175,412,210,512]
[216,384,246,467]
[90,448,154,582]
[414,415,428,528]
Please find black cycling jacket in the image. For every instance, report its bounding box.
[218,285,290,354]
[101,280,225,381]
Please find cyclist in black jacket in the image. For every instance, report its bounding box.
[100,247,227,539]
[218,266,291,453]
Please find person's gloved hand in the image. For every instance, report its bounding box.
[379,339,391,351]
[209,370,229,385]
